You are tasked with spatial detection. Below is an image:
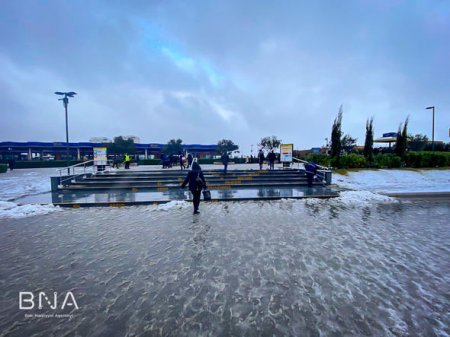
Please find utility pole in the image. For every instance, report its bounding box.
[426,106,435,151]
[55,91,77,174]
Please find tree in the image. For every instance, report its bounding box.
[258,136,282,151]
[341,134,357,153]
[216,139,239,154]
[106,136,136,155]
[330,106,343,160]
[408,134,429,151]
[395,117,409,158]
[163,139,183,154]
[363,117,374,162]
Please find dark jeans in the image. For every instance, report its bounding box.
[269,161,274,170]
[223,164,228,174]
[192,190,201,211]
[259,162,263,170]
[306,173,314,187]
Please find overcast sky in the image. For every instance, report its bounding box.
[1,0,449,153]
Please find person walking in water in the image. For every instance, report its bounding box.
[181,162,207,214]
[258,149,265,170]
[221,151,230,174]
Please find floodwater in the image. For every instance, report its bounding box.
[0,198,449,336]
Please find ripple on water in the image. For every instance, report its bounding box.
[0,199,449,337]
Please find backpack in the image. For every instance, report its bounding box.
[195,172,203,191]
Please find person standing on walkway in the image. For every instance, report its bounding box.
[221,151,230,174]
[8,158,14,171]
[179,151,186,170]
[124,153,131,169]
[181,162,207,214]
[258,149,265,170]
[187,153,193,168]
[268,150,276,170]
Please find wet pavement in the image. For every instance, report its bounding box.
[0,198,449,336]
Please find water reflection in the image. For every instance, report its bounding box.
[0,200,448,336]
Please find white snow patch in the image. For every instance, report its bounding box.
[0,168,56,201]
[154,200,190,211]
[335,169,450,193]
[336,190,395,205]
[0,201,62,219]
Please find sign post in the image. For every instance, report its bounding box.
[280,144,293,168]
[93,147,107,172]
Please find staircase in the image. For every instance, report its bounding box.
[51,168,338,207]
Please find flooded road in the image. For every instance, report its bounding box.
[0,198,449,336]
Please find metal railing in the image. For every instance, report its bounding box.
[57,160,114,186]
[292,157,332,184]
[56,160,96,186]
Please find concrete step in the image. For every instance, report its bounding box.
[63,181,323,191]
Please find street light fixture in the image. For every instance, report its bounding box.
[426,106,435,152]
[55,91,77,174]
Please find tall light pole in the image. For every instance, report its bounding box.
[426,106,435,152]
[55,91,77,174]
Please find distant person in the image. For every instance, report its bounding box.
[221,151,230,174]
[258,149,265,170]
[268,150,276,170]
[161,154,167,168]
[305,162,318,187]
[179,152,186,170]
[181,162,207,214]
[124,153,131,169]
[8,159,15,171]
[187,153,193,168]
[112,155,120,169]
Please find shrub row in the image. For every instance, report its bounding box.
[322,151,450,169]
[374,154,402,168]
[0,160,90,169]
[0,164,7,173]
[139,159,161,165]
[197,158,247,165]
[304,153,331,167]
[404,151,450,168]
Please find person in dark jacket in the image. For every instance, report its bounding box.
[181,162,207,214]
[268,150,276,170]
[179,151,186,170]
[258,149,265,170]
[305,162,318,187]
[221,151,230,174]
[187,153,193,168]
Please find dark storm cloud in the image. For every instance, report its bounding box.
[0,0,449,151]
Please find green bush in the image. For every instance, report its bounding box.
[335,154,367,169]
[198,158,247,165]
[0,160,89,169]
[375,154,402,168]
[140,159,161,165]
[304,153,331,167]
[0,164,7,173]
[405,151,450,168]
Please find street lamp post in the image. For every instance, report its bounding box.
[426,106,435,152]
[55,91,77,174]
